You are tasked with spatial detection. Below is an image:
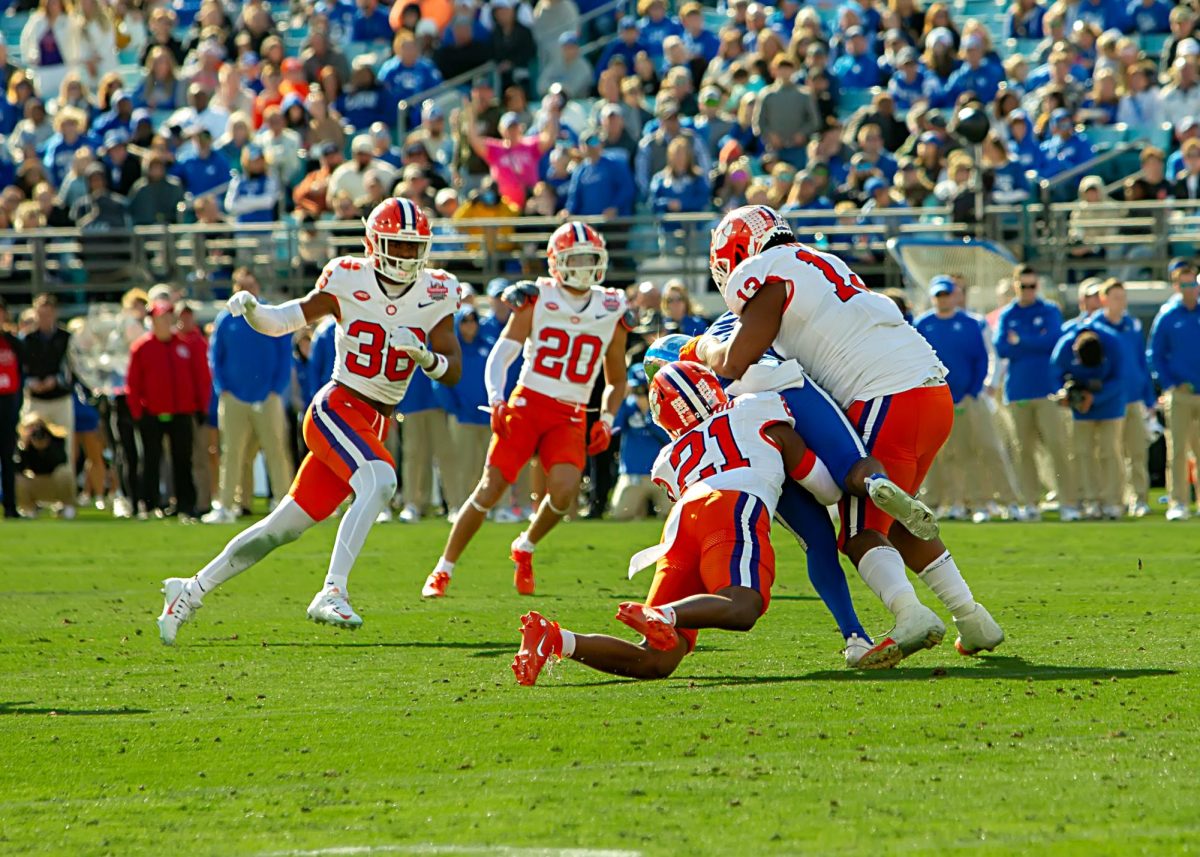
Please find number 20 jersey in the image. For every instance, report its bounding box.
[650,393,793,519]
[723,243,945,408]
[315,256,461,406]
[515,278,629,405]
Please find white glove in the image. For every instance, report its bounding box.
[227,291,258,318]
[388,327,435,369]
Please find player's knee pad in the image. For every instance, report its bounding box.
[351,460,397,506]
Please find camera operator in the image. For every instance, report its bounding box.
[1052,325,1126,520]
[14,412,75,519]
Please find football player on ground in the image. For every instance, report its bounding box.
[644,331,938,669]
[422,222,631,598]
[685,205,1005,662]
[512,362,847,685]
[157,199,462,644]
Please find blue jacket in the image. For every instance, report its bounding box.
[597,40,646,77]
[831,53,880,91]
[398,366,439,415]
[638,15,684,63]
[994,298,1065,401]
[887,67,941,111]
[308,319,337,402]
[1009,133,1042,174]
[379,57,442,127]
[1148,298,1200,391]
[209,311,294,404]
[1076,0,1124,30]
[351,7,393,42]
[224,172,279,223]
[338,87,392,131]
[42,134,87,187]
[648,169,711,215]
[1051,325,1126,420]
[442,327,492,425]
[172,150,232,198]
[938,61,1006,107]
[92,109,132,140]
[1125,0,1172,33]
[564,153,637,216]
[614,395,669,475]
[1006,4,1046,38]
[1039,132,1095,181]
[683,29,721,63]
[914,309,989,404]
[990,160,1031,201]
[1091,312,1155,408]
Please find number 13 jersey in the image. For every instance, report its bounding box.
[516,278,630,405]
[723,243,945,408]
[316,256,461,406]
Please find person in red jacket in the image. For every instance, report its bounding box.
[127,302,211,520]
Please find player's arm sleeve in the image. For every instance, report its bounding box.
[485,337,521,405]
[243,298,309,337]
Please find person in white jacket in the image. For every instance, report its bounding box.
[68,0,117,91]
[20,0,76,98]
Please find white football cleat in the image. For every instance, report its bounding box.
[158,577,202,646]
[844,632,901,670]
[954,603,1005,656]
[375,508,393,524]
[201,506,237,524]
[1166,503,1190,521]
[886,602,946,658]
[398,504,421,523]
[1130,501,1151,518]
[1059,505,1082,522]
[971,509,991,524]
[307,587,363,628]
[421,570,451,598]
[867,476,939,540]
[491,506,520,524]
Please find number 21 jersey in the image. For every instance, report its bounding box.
[316,256,461,406]
[723,243,945,408]
[516,279,629,405]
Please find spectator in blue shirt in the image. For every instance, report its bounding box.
[994,264,1081,519]
[889,48,941,110]
[1075,0,1123,30]
[224,144,279,223]
[915,276,990,514]
[831,27,880,92]
[660,279,709,336]
[1051,323,1126,517]
[649,136,712,253]
[939,33,1007,105]
[307,317,337,398]
[1090,279,1155,516]
[380,34,444,129]
[315,0,357,43]
[680,2,720,63]
[1039,109,1095,181]
[1148,258,1200,519]
[350,0,394,44]
[563,132,637,217]
[856,123,898,182]
[42,107,89,188]
[638,0,684,67]
[1007,0,1046,38]
[338,61,393,131]
[172,128,232,200]
[92,90,134,139]
[1125,0,1172,34]
[609,363,670,519]
[598,17,647,76]
[441,307,493,516]
[1005,109,1042,174]
[203,268,295,523]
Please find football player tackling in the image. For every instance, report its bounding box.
[157,199,462,644]
[422,223,631,598]
[511,362,846,684]
[686,205,1004,662]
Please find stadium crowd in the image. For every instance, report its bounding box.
[0,0,1199,523]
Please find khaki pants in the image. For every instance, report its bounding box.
[24,395,75,470]
[1166,387,1200,506]
[963,395,1020,506]
[444,418,491,511]
[609,474,669,520]
[217,392,294,511]
[402,409,450,512]
[1118,402,1150,505]
[1071,418,1123,508]
[16,464,74,512]
[925,399,971,508]
[1009,397,1077,508]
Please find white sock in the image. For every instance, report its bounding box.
[434,557,455,576]
[512,532,536,554]
[324,462,395,592]
[918,550,977,620]
[560,629,576,658]
[194,498,315,595]
[657,604,677,625]
[857,546,920,615]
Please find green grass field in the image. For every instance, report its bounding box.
[1,513,1197,856]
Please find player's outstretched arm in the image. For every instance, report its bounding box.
[227,288,338,337]
[765,423,842,506]
[694,280,786,380]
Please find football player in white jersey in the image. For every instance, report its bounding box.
[423,222,632,598]
[157,198,463,645]
[511,361,847,685]
[684,205,1005,663]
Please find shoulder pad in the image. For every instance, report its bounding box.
[502,280,540,310]
[315,256,365,292]
[620,308,638,331]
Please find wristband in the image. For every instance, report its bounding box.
[423,352,449,380]
[600,412,615,428]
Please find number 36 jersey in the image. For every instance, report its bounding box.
[315,256,461,406]
[651,393,793,519]
[515,278,631,405]
[724,243,944,408]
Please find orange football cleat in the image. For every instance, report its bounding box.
[615,602,680,652]
[421,571,450,598]
[512,548,535,595]
[511,611,563,686]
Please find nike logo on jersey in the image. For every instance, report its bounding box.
[417,300,435,308]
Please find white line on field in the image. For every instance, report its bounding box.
[257,846,642,857]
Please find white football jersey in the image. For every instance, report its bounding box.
[515,278,629,405]
[650,392,792,519]
[315,256,461,406]
[723,244,946,408]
